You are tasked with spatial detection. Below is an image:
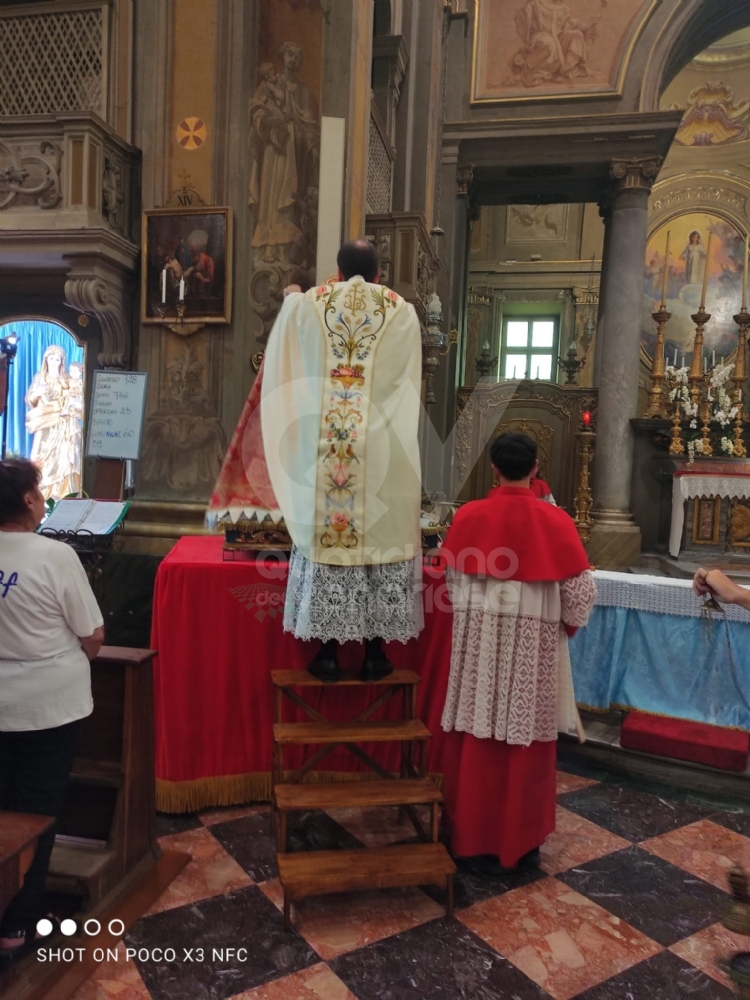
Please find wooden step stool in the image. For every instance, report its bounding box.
[271,669,455,929]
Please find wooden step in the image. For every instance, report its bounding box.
[274,777,442,812]
[272,669,420,688]
[277,843,455,926]
[273,719,430,745]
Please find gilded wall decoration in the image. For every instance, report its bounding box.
[472,0,657,104]
[642,213,745,361]
[667,83,750,146]
[506,204,568,244]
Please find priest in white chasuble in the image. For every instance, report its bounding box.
[439,432,596,875]
[261,241,424,681]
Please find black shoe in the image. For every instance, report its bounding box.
[520,847,541,868]
[360,656,394,682]
[456,855,519,877]
[307,656,340,683]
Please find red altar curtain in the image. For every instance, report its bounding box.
[151,538,455,812]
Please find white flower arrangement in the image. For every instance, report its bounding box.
[708,362,737,429]
[721,436,735,455]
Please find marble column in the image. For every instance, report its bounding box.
[589,158,661,570]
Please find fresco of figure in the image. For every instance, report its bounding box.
[25,345,82,500]
[248,42,320,266]
[510,0,598,88]
[681,231,708,286]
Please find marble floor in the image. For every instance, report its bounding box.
[70,765,750,1000]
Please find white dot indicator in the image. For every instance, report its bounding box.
[60,918,77,937]
[36,918,54,937]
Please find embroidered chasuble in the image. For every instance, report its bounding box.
[260,278,422,567]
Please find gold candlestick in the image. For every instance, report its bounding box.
[574,425,596,544]
[646,307,671,418]
[734,306,750,456]
[669,400,686,455]
[689,308,711,409]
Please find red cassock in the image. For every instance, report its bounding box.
[439,486,590,866]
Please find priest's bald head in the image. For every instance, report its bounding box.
[337,240,380,284]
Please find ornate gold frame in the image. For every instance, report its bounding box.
[470,0,661,106]
[140,205,233,326]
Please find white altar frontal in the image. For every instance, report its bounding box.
[669,458,750,559]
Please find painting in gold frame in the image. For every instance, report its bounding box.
[692,497,722,546]
[471,0,658,105]
[141,206,233,325]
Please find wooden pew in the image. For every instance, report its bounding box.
[47,647,158,908]
[0,812,54,917]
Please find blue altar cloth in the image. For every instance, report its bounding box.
[568,571,750,733]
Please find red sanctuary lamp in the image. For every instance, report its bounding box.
[582,411,592,429]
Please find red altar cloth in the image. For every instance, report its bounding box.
[151,537,455,812]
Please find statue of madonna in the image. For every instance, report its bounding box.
[25,345,82,500]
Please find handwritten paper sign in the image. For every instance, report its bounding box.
[86,371,148,461]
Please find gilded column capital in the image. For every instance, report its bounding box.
[610,157,662,194]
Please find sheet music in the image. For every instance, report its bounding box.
[42,499,93,533]
[79,502,129,535]
[40,499,129,535]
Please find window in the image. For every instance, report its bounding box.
[501,316,558,381]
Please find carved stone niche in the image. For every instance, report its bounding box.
[365,211,440,325]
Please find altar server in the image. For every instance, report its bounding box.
[264,241,424,680]
[440,432,595,874]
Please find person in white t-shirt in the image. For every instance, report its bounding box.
[0,458,104,963]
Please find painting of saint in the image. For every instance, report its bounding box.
[642,213,745,362]
[681,231,707,286]
[142,207,231,324]
[248,42,320,268]
[25,346,82,500]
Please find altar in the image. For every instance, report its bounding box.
[151,538,750,812]
[669,458,750,558]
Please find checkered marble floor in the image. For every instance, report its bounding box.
[71,768,750,1000]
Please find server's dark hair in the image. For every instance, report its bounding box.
[490,432,538,482]
[337,240,379,282]
[0,458,41,524]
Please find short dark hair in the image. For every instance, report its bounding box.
[0,458,41,524]
[490,433,538,482]
[337,240,379,282]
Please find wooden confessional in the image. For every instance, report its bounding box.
[454,381,598,513]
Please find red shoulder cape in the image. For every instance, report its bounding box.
[441,486,589,581]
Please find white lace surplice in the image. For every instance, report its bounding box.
[284,547,424,643]
[442,569,596,746]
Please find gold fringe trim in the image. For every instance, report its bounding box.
[576,701,750,735]
[156,770,445,814]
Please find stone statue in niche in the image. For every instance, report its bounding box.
[248,42,320,271]
[25,345,82,500]
[141,344,226,493]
